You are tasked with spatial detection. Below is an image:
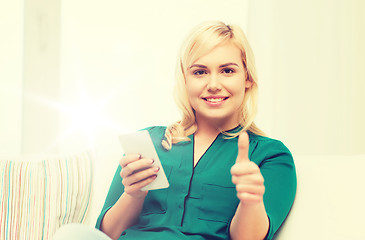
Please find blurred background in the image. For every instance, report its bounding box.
[1,0,364,159]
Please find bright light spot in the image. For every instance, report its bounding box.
[58,90,119,148]
[66,99,105,145]
[22,81,130,153]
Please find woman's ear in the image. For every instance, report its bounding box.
[245,76,253,89]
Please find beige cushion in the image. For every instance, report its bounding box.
[0,152,93,240]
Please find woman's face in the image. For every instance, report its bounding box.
[185,42,251,130]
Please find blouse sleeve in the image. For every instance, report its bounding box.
[252,139,297,240]
[95,165,125,230]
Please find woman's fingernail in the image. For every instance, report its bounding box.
[154,167,160,172]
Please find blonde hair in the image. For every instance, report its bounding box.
[161,21,265,150]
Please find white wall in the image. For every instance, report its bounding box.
[0,0,24,155]
[1,0,364,157]
[248,0,365,155]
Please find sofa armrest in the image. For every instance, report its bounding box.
[273,155,365,240]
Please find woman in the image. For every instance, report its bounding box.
[94,21,296,240]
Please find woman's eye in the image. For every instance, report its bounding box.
[222,68,235,74]
[193,70,207,75]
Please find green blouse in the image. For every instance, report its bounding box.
[95,126,296,240]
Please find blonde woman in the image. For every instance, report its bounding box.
[95,21,296,240]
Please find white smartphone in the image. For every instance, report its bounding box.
[119,130,169,191]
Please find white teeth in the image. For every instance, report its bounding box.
[206,98,225,102]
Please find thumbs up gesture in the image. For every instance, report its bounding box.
[231,132,265,204]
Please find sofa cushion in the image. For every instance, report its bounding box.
[0,152,93,240]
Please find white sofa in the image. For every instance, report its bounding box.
[2,153,365,239]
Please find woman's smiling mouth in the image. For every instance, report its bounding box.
[202,96,229,105]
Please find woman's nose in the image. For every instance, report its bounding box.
[207,74,222,92]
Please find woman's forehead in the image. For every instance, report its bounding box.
[188,43,243,68]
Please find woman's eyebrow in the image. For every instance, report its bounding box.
[189,63,239,69]
[219,63,239,68]
[189,64,207,69]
